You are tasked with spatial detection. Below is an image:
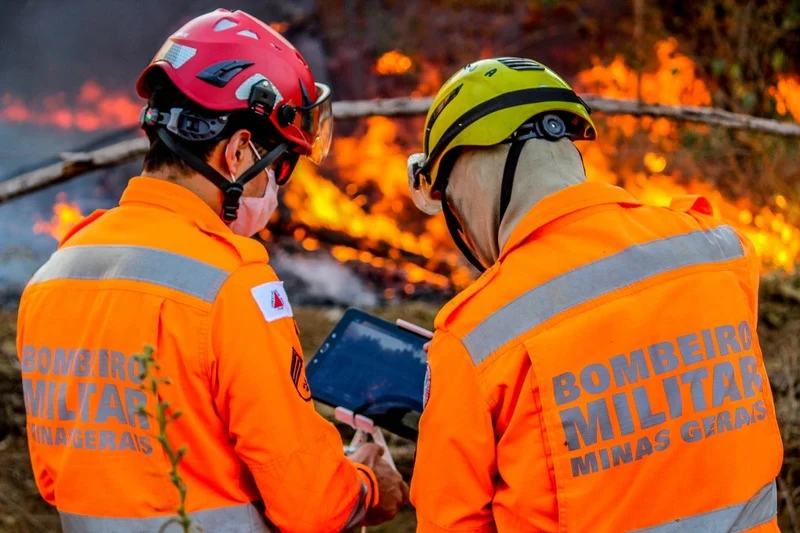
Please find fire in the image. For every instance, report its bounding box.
[1,80,140,131]
[574,38,800,272]
[33,193,84,242]
[769,76,800,120]
[375,50,414,75]
[269,22,289,33]
[25,38,800,295]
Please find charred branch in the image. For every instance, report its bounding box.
[269,220,459,279]
[334,95,800,136]
[271,220,427,264]
[0,137,149,204]
[2,95,800,205]
[267,221,458,298]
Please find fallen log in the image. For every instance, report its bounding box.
[1,95,798,205]
[268,219,458,288]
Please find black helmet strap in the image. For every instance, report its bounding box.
[435,148,487,273]
[499,139,526,225]
[155,128,287,221]
[441,188,486,273]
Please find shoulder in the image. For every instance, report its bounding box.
[212,260,299,340]
[434,265,501,332]
[667,194,757,268]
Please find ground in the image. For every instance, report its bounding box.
[2,291,800,532]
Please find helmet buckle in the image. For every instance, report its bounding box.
[248,81,278,116]
[222,183,245,221]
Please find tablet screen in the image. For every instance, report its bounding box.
[307,310,428,438]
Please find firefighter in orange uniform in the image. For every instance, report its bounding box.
[17,9,406,532]
[406,57,783,532]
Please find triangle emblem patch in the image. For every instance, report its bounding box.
[251,281,293,322]
[272,290,285,310]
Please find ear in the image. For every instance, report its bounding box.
[223,129,253,177]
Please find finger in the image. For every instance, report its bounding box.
[361,443,379,456]
[423,341,431,353]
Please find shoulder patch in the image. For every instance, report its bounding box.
[290,347,312,401]
[251,281,294,322]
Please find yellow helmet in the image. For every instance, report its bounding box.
[407,57,596,215]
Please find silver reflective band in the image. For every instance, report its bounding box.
[463,226,744,365]
[60,502,274,533]
[342,481,370,530]
[29,245,230,303]
[631,481,777,533]
[155,42,197,69]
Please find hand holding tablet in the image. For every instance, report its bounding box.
[306,308,432,441]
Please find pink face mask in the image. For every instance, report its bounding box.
[227,141,279,237]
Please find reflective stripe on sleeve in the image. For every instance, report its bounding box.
[630,481,777,533]
[59,502,274,533]
[463,226,744,365]
[342,480,370,530]
[29,245,230,303]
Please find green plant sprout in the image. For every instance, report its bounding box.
[134,344,200,533]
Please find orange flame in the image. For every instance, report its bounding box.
[768,76,800,121]
[574,38,800,272]
[26,38,800,292]
[375,50,414,75]
[33,193,84,241]
[269,22,289,33]
[1,80,140,131]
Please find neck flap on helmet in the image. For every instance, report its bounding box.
[438,113,577,273]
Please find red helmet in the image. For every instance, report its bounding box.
[137,8,332,162]
[135,8,332,220]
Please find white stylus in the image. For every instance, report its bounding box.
[395,319,434,339]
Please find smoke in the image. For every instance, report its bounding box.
[0,0,320,99]
[0,123,140,293]
[271,250,379,308]
[0,0,324,297]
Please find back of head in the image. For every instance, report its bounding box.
[446,138,587,268]
[407,56,597,271]
[135,8,333,222]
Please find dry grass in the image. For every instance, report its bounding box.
[2,293,800,532]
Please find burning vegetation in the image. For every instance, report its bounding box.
[11,38,800,297]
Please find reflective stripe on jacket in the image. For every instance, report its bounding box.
[411,181,783,533]
[17,177,374,533]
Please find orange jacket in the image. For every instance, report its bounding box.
[17,177,377,533]
[411,181,783,533]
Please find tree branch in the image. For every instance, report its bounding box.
[1,95,799,205]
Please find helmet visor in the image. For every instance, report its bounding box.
[407,152,442,215]
[292,83,333,164]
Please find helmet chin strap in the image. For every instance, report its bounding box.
[439,138,528,274]
[499,139,526,224]
[441,187,486,273]
[156,128,287,221]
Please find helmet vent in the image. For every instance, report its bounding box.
[237,29,259,40]
[197,60,255,87]
[154,42,197,69]
[497,57,545,71]
[213,19,238,32]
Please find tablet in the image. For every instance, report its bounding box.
[307,308,428,441]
